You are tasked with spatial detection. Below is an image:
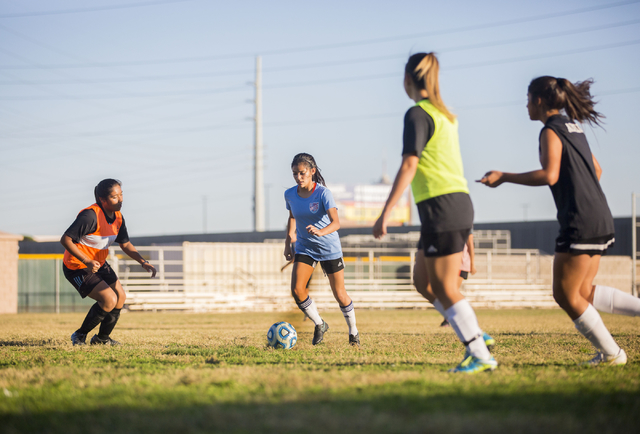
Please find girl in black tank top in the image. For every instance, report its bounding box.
[479,76,636,367]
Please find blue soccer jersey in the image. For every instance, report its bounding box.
[284,183,342,261]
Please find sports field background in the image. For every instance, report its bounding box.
[0,309,638,433]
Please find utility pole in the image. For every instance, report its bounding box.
[202,195,207,233]
[254,55,265,232]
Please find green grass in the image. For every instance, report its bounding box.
[1,309,639,433]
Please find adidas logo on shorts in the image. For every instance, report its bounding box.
[427,245,438,253]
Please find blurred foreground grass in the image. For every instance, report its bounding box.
[0,309,639,434]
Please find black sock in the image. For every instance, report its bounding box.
[78,303,108,334]
[98,308,121,339]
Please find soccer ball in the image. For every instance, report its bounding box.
[267,321,297,349]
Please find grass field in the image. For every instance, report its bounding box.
[1,309,639,434]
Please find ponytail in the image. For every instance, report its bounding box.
[94,179,121,206]
[528,76,604,126]
[291,153,325,186]
[405,52,456,123]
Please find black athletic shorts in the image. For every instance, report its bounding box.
[63,261,118,298]
[460,270,469,280]
[416,193,473,257]
[294,254,345,274]
[555,233,615,256]
[417,229,470,257]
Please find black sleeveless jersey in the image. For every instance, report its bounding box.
[541,115,614,240]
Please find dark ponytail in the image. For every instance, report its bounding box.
[94,179,121,206]
[291,153,326,186]
[528,76,604,126]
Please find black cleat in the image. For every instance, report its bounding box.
[71,331,87,346]
[440,319,450,327]
[312,320,329,345]
[349,333,360,347]
[90,334,121,346]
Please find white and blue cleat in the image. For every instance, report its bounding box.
[449,355,498,374]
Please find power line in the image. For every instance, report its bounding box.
[0,0,192,18]
[1,0,637,69]
[3,37,637,102]
[4,17,638,86]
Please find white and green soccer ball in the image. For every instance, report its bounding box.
[267,321,297,349]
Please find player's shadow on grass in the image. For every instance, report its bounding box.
[2,389,639,434]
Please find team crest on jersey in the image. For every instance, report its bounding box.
[309,202,320,213]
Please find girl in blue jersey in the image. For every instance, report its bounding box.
[480,76,640,366]
[284,153,359,346]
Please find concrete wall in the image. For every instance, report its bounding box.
[0,232,23,314]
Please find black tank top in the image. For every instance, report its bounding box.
[542,115,614,240]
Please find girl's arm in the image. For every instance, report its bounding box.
[60,235,100,273]
[284,211,296,260]
[119,241,157,277]
[306,207,340,237]
[592,154,602,181]
[478,129,562,188]
[373,154,419,238]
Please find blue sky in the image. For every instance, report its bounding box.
[1,0,639,236]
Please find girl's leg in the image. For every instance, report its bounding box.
[73,281,118,343]
[291,262,323,326]
[554,253,624,362]
[591,283,640,317]
[413,249,449,322]
[96,280,127,341]
[427,253,493,364]
[327,270,358,340]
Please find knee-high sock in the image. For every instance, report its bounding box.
[98,308,121,339]
[593,285,640,317]
[340,301,358,336]
[297,297,323,326]
[78,303,108,334]
[574,304,620,355]
[446,299,491,360]
[433,299,447,319]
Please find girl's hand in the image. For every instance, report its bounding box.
[372,215,387,239]
[470,264,477,275]
[142,261,157,278]
[477,171,504,188]
[84,259,101,274]
[306,225,322,236]
[284,243,293,261]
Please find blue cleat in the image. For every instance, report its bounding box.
[483,332,495,352]
[449,355,498,374]
[464,332,496,358]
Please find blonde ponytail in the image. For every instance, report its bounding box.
[406,53,455,123]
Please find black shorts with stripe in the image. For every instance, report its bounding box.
[555,233,615,256]
[63,261,118,298]
[294,254,344,274]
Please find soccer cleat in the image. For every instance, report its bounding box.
[483,332,496,352]
[440,319,450,327]
[312,320,329,345]
[71,331,87,346]
[90,334,122,346]
[349,333,360,347]
[464,332,496,358]
[449,355,498,374]
[582,349,627,367]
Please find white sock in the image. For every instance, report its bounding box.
[433,299,447,319]
[445,299,491,360]
[297,297,323,326]
[574,304,620,356]
[593,285,640,317]
[340,301,358,336]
